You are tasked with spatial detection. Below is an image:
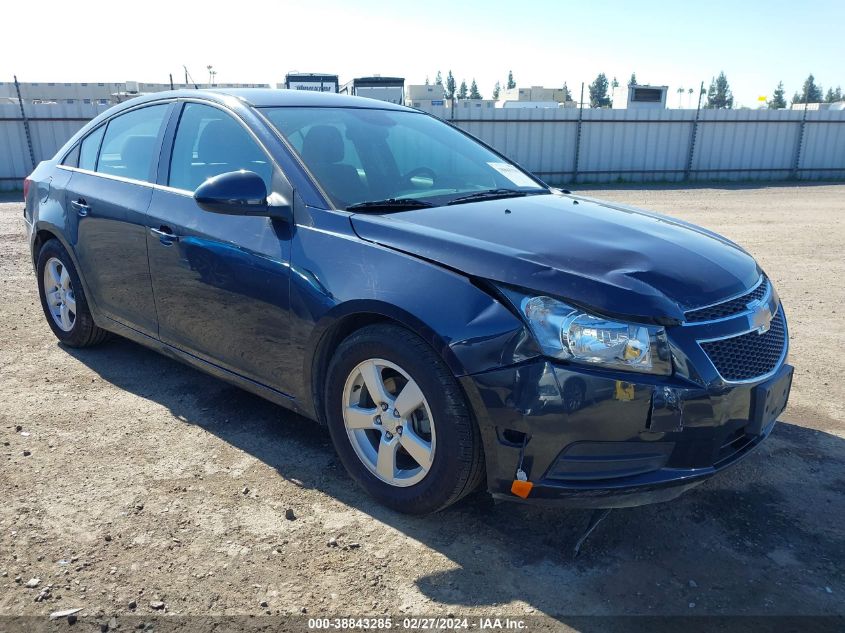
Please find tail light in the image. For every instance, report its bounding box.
[23,178,32,202]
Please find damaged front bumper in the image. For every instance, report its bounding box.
[460,359,793,508]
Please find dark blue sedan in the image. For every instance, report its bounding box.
[22,89,792,514]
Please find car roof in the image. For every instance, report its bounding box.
[125,88,412,111]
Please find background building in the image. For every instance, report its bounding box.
[405,84,446,109]
[280,73,338,93]
[497,86,576,108]
[791,101,845,111]
[624,84,669,109]
[340,77,404,105]
[0,80,269,105]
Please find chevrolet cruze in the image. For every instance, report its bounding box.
[22,89,792,514]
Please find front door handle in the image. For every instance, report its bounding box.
[150,226,179,244]
[70,198,90,216]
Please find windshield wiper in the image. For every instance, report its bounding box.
[346,198,435,212]
[446,188,545,206]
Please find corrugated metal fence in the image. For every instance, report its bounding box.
[1,103,110,190]
[2,101,844,190]
[431,105,845,184]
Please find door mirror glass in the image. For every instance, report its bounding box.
[194,170,288,219]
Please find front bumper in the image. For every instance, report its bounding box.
[461,359,792,508]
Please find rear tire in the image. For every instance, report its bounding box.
[324,324,484,514]
[36,239,109,348]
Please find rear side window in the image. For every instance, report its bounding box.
[168,103,272,192]
[96,105,169,182]
[79,125,106,171]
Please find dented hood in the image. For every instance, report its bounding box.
[349,193,761,323]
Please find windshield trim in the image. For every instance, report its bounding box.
[257,105,549,213]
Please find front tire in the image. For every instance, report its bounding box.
[36,239,109,348]
[325,324,484,514]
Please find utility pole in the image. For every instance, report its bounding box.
[684,81,705,180]
[13,75,36,171]
[573,82,585,183]
[183,65,198,89]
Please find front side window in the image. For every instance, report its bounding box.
[96,105,169,182]
[168,103,273,192]
[79,124,106,171]
[263,107,546,209]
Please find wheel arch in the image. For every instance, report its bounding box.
[32,223,101,323]
[304,301,468,425]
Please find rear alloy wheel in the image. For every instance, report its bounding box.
[325,324,484,514]
[43,257,77,332]
[36,239,109,348]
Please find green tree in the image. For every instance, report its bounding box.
[768,81,787,109]
[424,76,430,85]
[825,86,843,103]
[457,80,468,100]
[445,71,456,99]
[628,72,637,86]
[588,72,612,108]
[561,82,572,102]
[705,72,733,109]
[492,81,501,100]
[469,79,482,99]
[793,74,823,103]
[507,70,516,89]
[434,71,443,89]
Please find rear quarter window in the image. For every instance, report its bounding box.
[79,125,106,171]
[62,144,80,168]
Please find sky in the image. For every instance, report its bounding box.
[3,0,844,108]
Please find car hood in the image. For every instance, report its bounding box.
[349,192,761,323]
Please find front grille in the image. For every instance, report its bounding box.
[685,277,769,323]
[700,309,786,381]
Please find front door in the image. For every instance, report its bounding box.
[145,102,295,394]
[66,103,171,336]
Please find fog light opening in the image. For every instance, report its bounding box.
[499,428,527,447]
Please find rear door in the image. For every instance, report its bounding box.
[64,103,172,336]
[145,101,295,393]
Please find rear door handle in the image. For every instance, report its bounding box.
[150,226,179,243]
[70,199,90,216]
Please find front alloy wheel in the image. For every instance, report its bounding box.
[325,324,484,514]
[342,358,436,487]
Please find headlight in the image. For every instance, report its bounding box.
[501,290,671,375]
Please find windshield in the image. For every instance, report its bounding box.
[261,107,548,210]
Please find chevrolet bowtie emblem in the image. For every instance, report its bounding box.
[748,300,773,334]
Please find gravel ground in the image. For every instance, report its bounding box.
[1,184,843,630]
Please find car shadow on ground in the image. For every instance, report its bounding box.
[65,337,845,622]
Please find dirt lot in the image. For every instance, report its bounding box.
[1,184,844,629]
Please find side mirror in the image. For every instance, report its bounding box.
[194,170,290,220]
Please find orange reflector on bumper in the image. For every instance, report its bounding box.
[511,479,533,499]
